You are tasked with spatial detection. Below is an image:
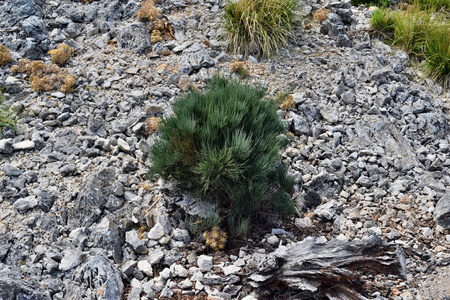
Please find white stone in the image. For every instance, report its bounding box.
[222,265,241,276]
[197,255,213,271]
[59,249,82,271]
[178,279,193,289]
[51,92,65,98]
[137,260,153,276]
[266,235,279,245]
[12,140,35,150]
[195,280,204,291]
[148,223,165,240]
[170,264,188,277]
[316,236,328,244]
[130,91,146,100]
[117,138,130,152]
[234,258,246,267]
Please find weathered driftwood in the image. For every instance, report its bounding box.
[249,235,407,300]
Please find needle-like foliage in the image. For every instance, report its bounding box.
[148,77,295,231]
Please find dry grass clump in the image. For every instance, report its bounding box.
[313,7,330,23]
[222,0,297,58]
[137,0,174,44]
[0,45,12,67]
[278,93,295,109]
[203,226,227,251]
[11,59,76,93]
[146,117,161,134]
[137,0,161,21]
[151,30,163,44]
[48,44,74,66]
[230,61,249,78]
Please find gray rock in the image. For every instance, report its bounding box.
[171,228,191,242]
[370,68,392,84]
[160,287,173,298]
[153,42,171,56]
[117,138,131,152]
[0,264,51,300]
[60,163,77,177]
[320,13,352,48]
[73,253,123,300]
[59,249,82,271]
[171,264,188,277]
[68,167,123,227]
[216,51,232,63]
[127,279,142,300]
[69,227,89,248]
[178,278,193,289]
[38,190,58,212]
[5,77,23,93]
[341,91,356,104]
[314,200,344,220]
[122,260,137,276]
[353,115,417,171]
[290,112,311,135]
[148,247,165,265]
[303,190,322,209]
[148,223,165,240]
[137,260,153,276]
[197,255,213,271]
[130,91,146,101]
[320,104,339,123]
[2,164,22,176]
[117,23,152,54]
[0,139,14,154]
[435,193,450,229]
[0,234,11,261]
[92,217,123,263]
[126,230,148,254]
[22,15,47,41]
[13,196,38,212]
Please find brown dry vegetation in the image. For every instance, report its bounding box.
[48,43,74,66]
[11,59,76,93]
[0,45,12,67]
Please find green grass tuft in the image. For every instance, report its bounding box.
[370,1,450,86]
[222,0,297,58]
[0,92,16,138]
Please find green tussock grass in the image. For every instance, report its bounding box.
[222,0,297,58]
[408,0,450,11]
[370,1,450,87]
[0,92,16,138]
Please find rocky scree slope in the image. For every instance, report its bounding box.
[0,0,450,299]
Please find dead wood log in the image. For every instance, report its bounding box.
[248,235,407,300]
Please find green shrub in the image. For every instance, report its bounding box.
[148,77,295,232]
[222,0,297,58]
